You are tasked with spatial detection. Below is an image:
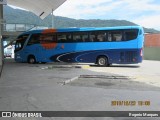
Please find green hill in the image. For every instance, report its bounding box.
[3,6,160,33]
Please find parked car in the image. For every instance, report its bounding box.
[4,52,12,58]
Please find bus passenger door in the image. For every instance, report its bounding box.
[23,34,42,62]
[14,34,30,62]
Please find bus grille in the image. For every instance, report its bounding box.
[120,51,137,62]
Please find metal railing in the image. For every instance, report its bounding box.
[3,23,35,31]
[3,23,48,32]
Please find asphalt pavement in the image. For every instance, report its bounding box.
[0,59,160,120]
[0,64,3,78]
[0,65,1,77]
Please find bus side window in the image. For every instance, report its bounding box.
[108,31,122,42]
[39,34,56,43]
[66,34,72,42]
[108,33,112,41]
[57,34,67,43]
[27,34,40,45]
[81,34,89,42]
[125,30,138,41]
[73,32,82,42]
[97,32,106,42]
[73,32,89,42]
[89,32,96,42]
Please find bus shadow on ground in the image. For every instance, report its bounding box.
[90,64,140,68]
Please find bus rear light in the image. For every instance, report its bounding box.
[140,48,143,57]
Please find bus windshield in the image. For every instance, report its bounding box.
[15,34,29,52]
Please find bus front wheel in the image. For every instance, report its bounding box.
[97,56,108,66]
[28,56,36,64]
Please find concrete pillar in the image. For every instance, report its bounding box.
[52,9,55,28]
[0,4,3,66]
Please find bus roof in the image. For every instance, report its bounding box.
[21,26,142,35]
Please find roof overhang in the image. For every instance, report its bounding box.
[7,0,66,19]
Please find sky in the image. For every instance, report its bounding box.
[53,0,160,30]
[10,0,160,30]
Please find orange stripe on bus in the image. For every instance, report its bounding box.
[40,43,57,49]
[42,29,57,34]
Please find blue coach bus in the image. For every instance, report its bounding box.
[14,26,144,66]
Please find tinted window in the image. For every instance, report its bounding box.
[108,31,123,42]
[81,33,89,42]
[40,34,56,43]
[97,31,107,42]
[73,33,81,42]
[27,34,40,45]
[89,32,96,42]
[57,33,72,43]
[73,32,89,42]
[15,34,29,51]
[124,30,138,40]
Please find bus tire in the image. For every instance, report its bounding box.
[28,55,36,64]
[97,56,108,66]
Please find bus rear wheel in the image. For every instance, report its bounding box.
[28,56,36,64]
[97,56,108,66]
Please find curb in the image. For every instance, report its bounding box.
[0,66,3,78]
[63,76,79,85]
[81,65,90,69]
[41,65,90,70]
